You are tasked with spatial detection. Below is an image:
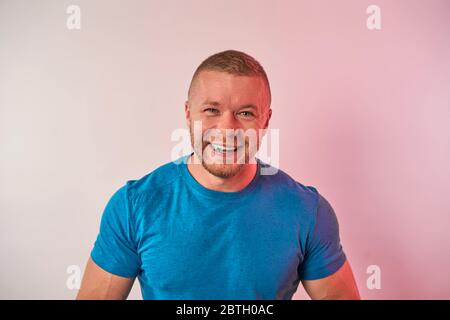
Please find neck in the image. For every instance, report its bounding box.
[186,153,257,192]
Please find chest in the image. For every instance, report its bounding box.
[136,203,304,298]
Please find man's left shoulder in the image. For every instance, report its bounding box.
[257,159,320,205]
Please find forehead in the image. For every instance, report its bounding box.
[190,70,267,109]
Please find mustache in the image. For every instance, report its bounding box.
[201,133,249,147]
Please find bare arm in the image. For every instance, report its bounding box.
[76,258,135,300]
[301,259,360,300]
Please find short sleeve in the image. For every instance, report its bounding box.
[298,193,347,280]
[90,183,141,278]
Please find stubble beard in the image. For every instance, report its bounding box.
[189,123,254,179]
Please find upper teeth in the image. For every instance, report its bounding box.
[211,144,237,152]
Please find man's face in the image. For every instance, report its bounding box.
[186,70,272,179]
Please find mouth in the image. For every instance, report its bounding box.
[209,143,244,154]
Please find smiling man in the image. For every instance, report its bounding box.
[77,50,360,300]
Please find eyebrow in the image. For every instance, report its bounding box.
[202,100,221,107]
[202,101,258,110]
[239,104,257,110]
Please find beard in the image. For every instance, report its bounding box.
[200,155,244,179]
[189,122,258,179]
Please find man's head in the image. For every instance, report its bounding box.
[185,50,272,179]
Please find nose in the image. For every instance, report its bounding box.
[215,111,240,131]
[213,111,241,145]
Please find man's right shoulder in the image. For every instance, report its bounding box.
[120,158,184,202]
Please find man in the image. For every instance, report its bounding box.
[77,50,360,300]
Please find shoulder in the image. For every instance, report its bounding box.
[257,158,320,209]
[121,158,183,204]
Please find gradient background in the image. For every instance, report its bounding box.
[1,0,449,299]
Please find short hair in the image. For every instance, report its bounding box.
[188,50,271,107]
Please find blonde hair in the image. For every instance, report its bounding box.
[188,50,271,107]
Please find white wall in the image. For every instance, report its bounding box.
[1,0,449,299]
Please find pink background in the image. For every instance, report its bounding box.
[0,0,449,299]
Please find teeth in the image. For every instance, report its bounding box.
[211,144,238,152]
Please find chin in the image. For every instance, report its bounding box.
[202,162,244,179]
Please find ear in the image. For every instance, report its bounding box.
[184,101,190,127]
[263,108,272,129]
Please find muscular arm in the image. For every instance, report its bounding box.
[76,258,135,300]
[301,259,360,300]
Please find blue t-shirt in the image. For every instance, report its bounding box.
[91,153,346,299]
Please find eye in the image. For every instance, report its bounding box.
[204,107,220,115]
[238,111,255,118]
